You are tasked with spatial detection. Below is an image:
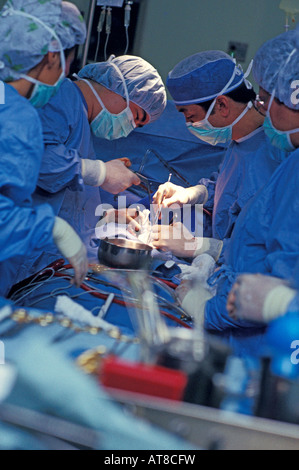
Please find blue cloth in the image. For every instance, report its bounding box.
[166,51,247,105]
[14,78,100,284]
[54,1,86,51]
[0,84,55,297]
[78,56,167,123]
[253,29,299,109]
[204,147,299,334]
[95,100,226,200]
[0,0,62,81]
[200,127,282,241]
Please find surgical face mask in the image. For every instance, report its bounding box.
[27,70,65,108]
[264,90,298,153]
[187,101,252,145]
[186,61,253,146]
[91,99,136,140]
[14,8,66,108]
[76,63,136,141]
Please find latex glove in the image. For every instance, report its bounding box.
[52,217,88,287]
[96,208,143,233]
[153,182,208,208]
[227,274,297,323]
[101,159,140,194]
[176,280,214,327]
[152,222,223,260]
[151,222,198,257]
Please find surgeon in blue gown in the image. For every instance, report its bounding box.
[177,29,299,349]
[152,51,285,258]
[0,0,89,297]
[15,55,167,283]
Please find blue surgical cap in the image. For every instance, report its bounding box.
[167,51,248,105]
[78,55,167,123]
[0,0,63,81]
[54,1,86,51]
[253,28,299,110]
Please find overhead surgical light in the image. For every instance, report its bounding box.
[279,0,299,31]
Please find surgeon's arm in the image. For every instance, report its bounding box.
[0,193,56,261]
[81,158,140,194]
[37,144,85,193]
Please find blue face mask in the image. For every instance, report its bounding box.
[90,106,136,140]
[78,74,136,141]
[263,116,295,153]
[17,11,66,108]
[187,101,252,146]
[263,90,298,153]
[28,73,65,108]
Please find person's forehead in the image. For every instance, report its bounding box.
[258,87,270,99]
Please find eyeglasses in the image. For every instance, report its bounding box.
[254,95,267,117]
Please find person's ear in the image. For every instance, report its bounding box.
[45,51,61,70]
[216,95,230,117]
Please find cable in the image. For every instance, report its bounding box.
[94,6,106,62]
[124,1,132,55]
[104,7,112,61]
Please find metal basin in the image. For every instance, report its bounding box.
[98,238,153,270]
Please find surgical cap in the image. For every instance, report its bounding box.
[0,0,63,81]
[253,28,299,110]
[78,55,167,123]
[53,1,86,51]
[167,51,247,105]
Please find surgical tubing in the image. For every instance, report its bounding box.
[54,269,192,329]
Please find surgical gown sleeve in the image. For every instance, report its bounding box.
[36,79,91,194]
[204,149,299,332]
[0,84,56,261]
[198,171,219,213]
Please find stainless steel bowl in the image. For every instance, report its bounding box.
[98,238,153,270]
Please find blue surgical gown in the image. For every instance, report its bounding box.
[199,128,282,241]
[204,147,299,332]
[0,84,55,297]
[15,78,101,282]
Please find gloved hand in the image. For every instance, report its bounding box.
[101,159,140,194]
[151,222,198,257]
[96,208,143,233]
[227,274,297,323]
[52,217,88,287]
[176,280,214,327]
[153,182,208,208]
[152,222,223,260]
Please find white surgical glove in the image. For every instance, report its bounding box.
[152,222,223,260]
[153,182,208,208]
[193,237,223,262]
[176,280,214,328]
[100,159,140,194]
[227,274,297,323]
[52,217,88,287]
